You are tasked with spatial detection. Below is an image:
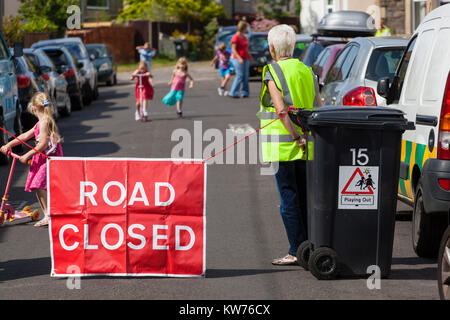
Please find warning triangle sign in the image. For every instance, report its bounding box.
[341,167,374,195]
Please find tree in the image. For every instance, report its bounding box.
[18,0,78,34]
[118,0,225,23]
[257,0,291,20]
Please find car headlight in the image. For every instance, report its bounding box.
[258,56,267,64]
[0,86,4,95]
[99,62,110,72]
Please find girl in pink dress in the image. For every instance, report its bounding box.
[162,58,194,118]
[131,61,154,121]
[0,93,63,227]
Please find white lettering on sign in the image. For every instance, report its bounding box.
[58,224,196,251]
[79,182,176,207]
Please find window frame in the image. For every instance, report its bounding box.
[87,0,110,10]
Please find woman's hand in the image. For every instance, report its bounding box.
[0,144,11,155]
[295,137,306,153]
[238,57,244,64]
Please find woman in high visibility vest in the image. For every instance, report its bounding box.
[260,24,321,265]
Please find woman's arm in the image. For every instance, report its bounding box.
[267,80,306,150]
[231,42,243,64]
[210,55,218,66]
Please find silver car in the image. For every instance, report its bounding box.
[321,37,408,107]
[24,48,71,117]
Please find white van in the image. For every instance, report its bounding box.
[377,4,450,258]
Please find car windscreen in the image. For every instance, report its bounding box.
[44,50,69,67]
[217,31,235,44]
[301,42,324,67]
[63,43,88,60]
[88,46,109,59]
[13,57,29,75]
[365,48,404,82]
[38,51,56,69]
[249,35,268,52]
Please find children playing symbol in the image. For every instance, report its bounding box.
[363,174,376,190]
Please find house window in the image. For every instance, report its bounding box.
[326,0,335,13]
[412,0,426,31]
[87,0,110,10]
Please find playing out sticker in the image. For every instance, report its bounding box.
[338,166,379,210]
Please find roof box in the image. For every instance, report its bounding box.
[317,11,376,37]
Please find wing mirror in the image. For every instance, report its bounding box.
[13,42,23,58]
[377,77,390,99]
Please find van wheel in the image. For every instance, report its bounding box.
[0,114,10,165]
[413,180,448,258]
[438,225,450,300]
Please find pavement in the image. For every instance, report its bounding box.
[0,62,440,300]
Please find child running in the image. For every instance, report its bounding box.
[0,92,63,227]
[131,61,154,121]
[162,57,194,118]
[210,43,232,96]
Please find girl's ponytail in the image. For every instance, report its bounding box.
[29,92,62,144]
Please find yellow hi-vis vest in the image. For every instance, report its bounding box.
[259,59,315,163]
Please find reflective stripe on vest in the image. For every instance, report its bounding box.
[259,59,315,163]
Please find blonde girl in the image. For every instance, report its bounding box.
[0,92,63,227]
[130,61,154,121]
[162,57,194,117]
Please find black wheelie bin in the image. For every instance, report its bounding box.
[294,106,414,280]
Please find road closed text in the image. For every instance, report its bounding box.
[48,159,206,277]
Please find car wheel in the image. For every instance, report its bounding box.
[60,94,72,117]
[438,225,450,300]
[0,114,10,165]
[412,180,448,258]
[83,84,93,106]
[113,74,117,85]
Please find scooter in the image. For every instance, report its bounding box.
[135,73,148,122]
[0,151,40,227]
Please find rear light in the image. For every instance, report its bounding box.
[343,86,378,106]
[42,73,50,82]
[437,72,450,160]
[16,75,31,89]
[63,68,75,78]
[438,179,450,191]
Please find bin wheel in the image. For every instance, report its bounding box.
[297,240,311,270]
[308,247,339,280]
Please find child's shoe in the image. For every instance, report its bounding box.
[135,111,140,121]
[143,109,148,117]
[218,87,224,96]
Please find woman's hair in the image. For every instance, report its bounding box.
[268,24,296,59]
[237,21,249,33]
[27,92,62,144]
[218,43,226,51]
[137,61,148,72]
[177,57,188,71]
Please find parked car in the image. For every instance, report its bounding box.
[299,36,347,67]
[248,32,271,76]
[32,38,98,105]
[311,43,345,87]
[24,48,71,117]
[321,37,407,107]
[316,10,376,38]
[11,50,56,130]
[293,34,313,59]
[0,36,22,165]
[438,225,449,300]
[42,46,84,111]
[376,4,450,258]
[86,44,117,86]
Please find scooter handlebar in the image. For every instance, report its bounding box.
[7,151,31,165]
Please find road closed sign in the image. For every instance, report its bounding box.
[338,166,379,210]
[48,158,206,277]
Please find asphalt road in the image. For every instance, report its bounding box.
[0,63,440,300]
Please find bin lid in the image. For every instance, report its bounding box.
[303,106,413,131]
[316,11,377,38]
